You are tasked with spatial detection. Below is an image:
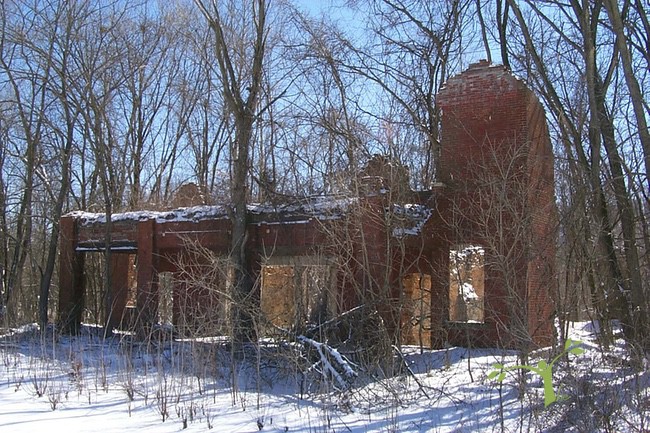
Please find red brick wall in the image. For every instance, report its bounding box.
[525,94,557,347]
[60,63,555,348]
[77,220,138,245]
[436,61,556,349]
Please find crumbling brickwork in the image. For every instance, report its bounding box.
[435,61,556,348]
[58,62,556,349]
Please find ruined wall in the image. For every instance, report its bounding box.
[435,60,556,349]
[58,62,555,350]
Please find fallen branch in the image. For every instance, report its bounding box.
[298,335,358,390]
[392,345,430,399]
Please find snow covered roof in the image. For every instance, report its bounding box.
[392,203,432,237]
[248,195,357,219]
[66,195,359,226]
[66,206,230,225]
[66,196,432,238]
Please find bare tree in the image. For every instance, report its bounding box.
[194,0,269,342]
[502,0,649,354]
[345,0,478,187]
[33,1,85,328]
[0,1,51,324]
[114,8,177,209]
[602,0,650,192]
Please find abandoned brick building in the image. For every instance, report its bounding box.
[58,61,556,349]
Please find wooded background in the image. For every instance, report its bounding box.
[0,0,647,354]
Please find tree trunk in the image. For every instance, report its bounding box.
[574,0,647,352]
[602,0,650,193]
[230,114,255,342]
[38,138,74,329]
[195,0,268,343]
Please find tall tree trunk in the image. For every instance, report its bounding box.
[38,114,76,329]
[602,0,650,193]
[593,75,647,351]
[507,0,630,345]
[0,40,50,325]
[195,0,268,343]
[573,0,647,352]
[0,143,6,323]
[496,0,510,69]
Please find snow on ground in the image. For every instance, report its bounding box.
[1,322,648,432]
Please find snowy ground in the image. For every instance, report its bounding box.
[0,322,648,432]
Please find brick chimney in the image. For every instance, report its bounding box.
[436,62,556,348]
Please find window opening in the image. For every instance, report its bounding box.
[261,264,296,329]
[126,255,137,308]
[449,245,485,323]
[260,257,335,334]
[158,272,174,325]
[401,273,432,346]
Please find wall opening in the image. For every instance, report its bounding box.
[173,254,231,336]
[158,272,174,325]
[82,254,104,325]
[79,252,136,328]
[117,254,138,330]
[126,255,137,308]
[400,273,432,346]
[260,256,336,334]
[449,245,485,323]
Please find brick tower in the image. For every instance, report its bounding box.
[435,61,556,349]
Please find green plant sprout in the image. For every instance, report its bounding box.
[488,338,585,407]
